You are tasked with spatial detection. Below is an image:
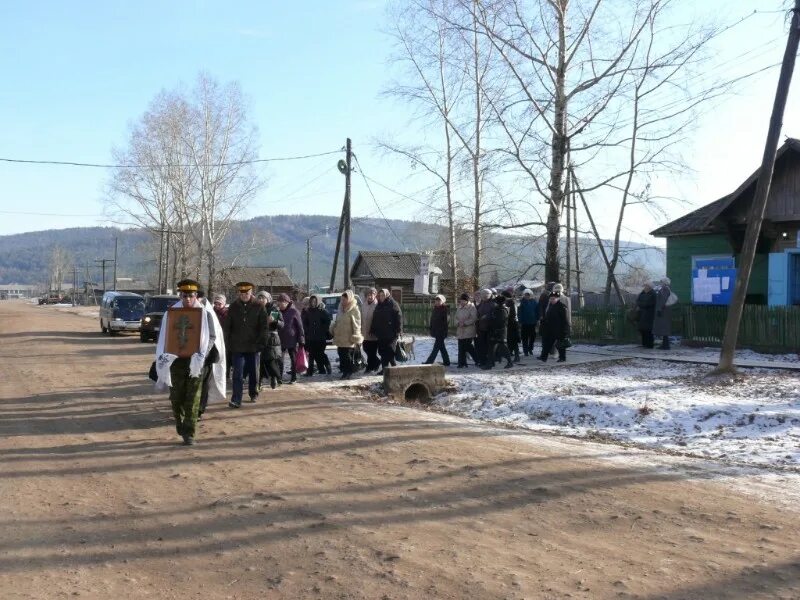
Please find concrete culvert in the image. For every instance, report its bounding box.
[404,382,431,403]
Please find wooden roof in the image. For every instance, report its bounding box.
[217,266,295,288]
[651,138,800,237]
[350,251,453,280]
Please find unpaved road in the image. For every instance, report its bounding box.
[1,300,800,600]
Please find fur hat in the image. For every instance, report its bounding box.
[459,292,471,301]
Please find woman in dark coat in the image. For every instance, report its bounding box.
[539,291,570,363]
[653,277,674,350]
[636,283,657,349]
[502,290,521,363]
[370,288,403,372]
[424,295,450,366]
[483,295,513,369]
[277,293,305,383]
[302,295,332,376]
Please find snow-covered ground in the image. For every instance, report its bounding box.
[382,336,800,470]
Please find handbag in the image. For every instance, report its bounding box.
[394,338,409,363]
[294,347,309,372]
[556,337,573,350]
[148,360,158,382]
[352,344,366,370]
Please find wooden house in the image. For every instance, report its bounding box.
[216,266,296,299]
[651,137,800,305]
[349,251,456,304]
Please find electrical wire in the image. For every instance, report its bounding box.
[352,154,406,246]
[0,149,342,169]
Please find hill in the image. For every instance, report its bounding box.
[0,215,664,290]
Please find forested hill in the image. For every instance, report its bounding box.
[0,214,664,289]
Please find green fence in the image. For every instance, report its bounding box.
[399,303,800,353]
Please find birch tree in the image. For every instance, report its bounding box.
[107,74,262,292]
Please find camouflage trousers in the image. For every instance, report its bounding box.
[169,358,206,438]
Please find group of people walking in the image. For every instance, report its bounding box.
[634,278,675,350]
[424,283,573,369]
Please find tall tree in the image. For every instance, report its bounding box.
[107,74,262,292]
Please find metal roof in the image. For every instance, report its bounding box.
[651,137,800,237]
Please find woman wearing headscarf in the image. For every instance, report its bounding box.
[636,283,657,349]
[277,293,305,384]
[539,290,570,363]
[475,288,495,367]
[653,277,674,350]
[302,294,332,376]
[455,292,478,368]
[331,290,363,380]
[483,294,513,369]
[424,294,450,366]
[502,289,521,363]
[370,288,403,373]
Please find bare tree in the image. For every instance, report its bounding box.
[461,0,718,288]
[107,74,262,292]
[48,245,70,292]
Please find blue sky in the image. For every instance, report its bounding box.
[0,0,797,246]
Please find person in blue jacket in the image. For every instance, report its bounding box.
[517,289,540,356]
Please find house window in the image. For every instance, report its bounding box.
[390,287,403,303]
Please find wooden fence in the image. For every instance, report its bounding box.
[399,303,800,353]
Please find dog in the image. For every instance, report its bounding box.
[400,335,416,361]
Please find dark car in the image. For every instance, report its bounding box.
[139,294,179,342]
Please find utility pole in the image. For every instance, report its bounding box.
[113,237,118,291]
[716,0,800,373]
[95,259,114,294]
[306,238,311,295]
[565,161,572,292]
[330,138,353,292]
[72,266,78,306]
[344,137,352,290]
[573,185,584,309]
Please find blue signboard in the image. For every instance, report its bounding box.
[692,257,736,305]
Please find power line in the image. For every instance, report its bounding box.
[352,154,406,246]
[0,149,342,169]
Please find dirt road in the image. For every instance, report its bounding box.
[1,300,799,599]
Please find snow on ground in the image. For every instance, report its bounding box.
[400,336,800,470]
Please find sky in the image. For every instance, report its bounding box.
[0,0,797,250]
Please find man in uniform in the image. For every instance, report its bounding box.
[154,279,225,445]
[223,281,266,408]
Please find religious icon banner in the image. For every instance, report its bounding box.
[164,307,203,358]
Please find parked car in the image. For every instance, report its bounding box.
[139,294,179,342]
[99,291,145,335]
[38,293,64,305]
[317,293,363,322]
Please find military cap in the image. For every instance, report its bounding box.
[235,281,254,292]
[176,278,201,293]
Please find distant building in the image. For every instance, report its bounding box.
[0,284,38,299]
[217,266,296,299]
[349,251,456,304]
[652,137,800,306]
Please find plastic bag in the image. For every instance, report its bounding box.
[556,337,573,350]
[295,347,309,372]
[665,291,679,307]
[394,339,409,363]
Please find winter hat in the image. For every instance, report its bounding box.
[549,290,561,298]
[278,293,292,303]
[379,288,390,298]
[459,292,471,301]
[339,290,355,312]
[367,287,378,294]
[522,289,533,297]
[256,290,269,299]
[552,283,564,294]
[434,294,446,304]
[213,294,227,304]
[501,289,512,298]
[480,288,493,300]
[494,294,506,305]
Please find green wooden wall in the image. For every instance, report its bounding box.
[666,235,768,304]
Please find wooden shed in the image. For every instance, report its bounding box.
[349,251,456,304]
[651,138,800,305]
[216,266,296,300]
